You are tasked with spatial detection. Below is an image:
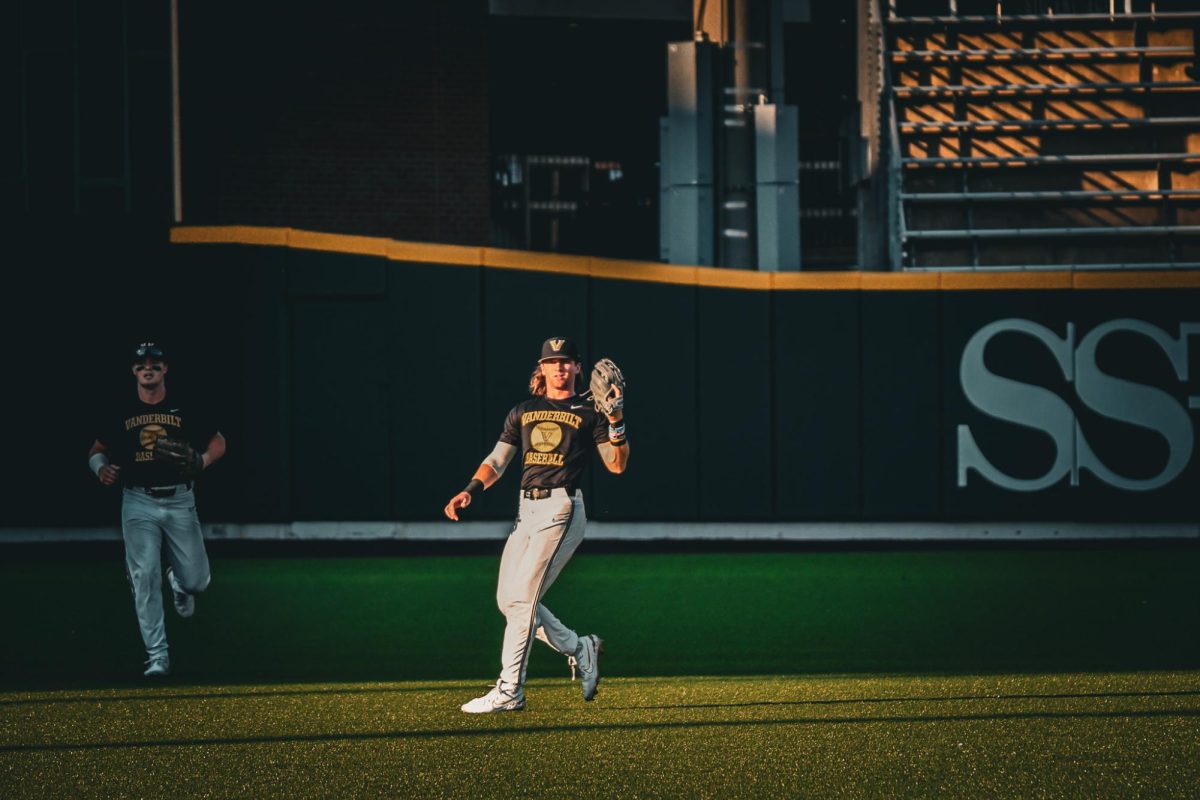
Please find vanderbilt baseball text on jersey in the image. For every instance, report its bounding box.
[100,398,216,486]
[500,396,609,490]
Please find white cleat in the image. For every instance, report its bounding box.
[143,657,170,678]
[572,634,603,702]
[460,682,526,714]
[166,567,194,618]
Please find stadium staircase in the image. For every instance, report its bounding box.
[883,2,1200,270]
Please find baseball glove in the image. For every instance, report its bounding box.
[589,358,625,416]
[154,437,204,479]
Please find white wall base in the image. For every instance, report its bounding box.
[3,520,1197,543]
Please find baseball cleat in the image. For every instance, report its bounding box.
[143,657,170,678]
[574,634,603,701]
[166,566,194,618]
[460,681,526,714]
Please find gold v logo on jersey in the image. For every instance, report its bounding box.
[531,422,563,452]
[140,425,167,451]
[549,338,565,352]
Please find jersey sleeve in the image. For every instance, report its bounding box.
[498,405,522,446]
[592,409,609,446]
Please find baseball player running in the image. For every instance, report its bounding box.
[445,337,628,713]
[88,342,225,677]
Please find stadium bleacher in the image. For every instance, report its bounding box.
[884,2,1200,269]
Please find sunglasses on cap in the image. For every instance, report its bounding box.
[135,343,164,358]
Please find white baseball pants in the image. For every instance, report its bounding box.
[496,488,587,689]
[121,486,211,660]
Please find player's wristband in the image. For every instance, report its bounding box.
[608,422,627,446]
[89,452,110,476]
[463,479,484,497]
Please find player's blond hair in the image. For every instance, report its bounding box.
[529,366,547,396]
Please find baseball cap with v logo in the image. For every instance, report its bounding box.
[539,337,580,362]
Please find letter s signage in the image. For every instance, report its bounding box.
[958,319,1200,492]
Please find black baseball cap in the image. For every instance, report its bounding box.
[538,337,580,362]
[132,341,167,363]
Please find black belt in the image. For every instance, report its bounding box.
[522,486,572,500]
[133,482,192,498]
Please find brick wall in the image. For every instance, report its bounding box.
[181,1,489,244]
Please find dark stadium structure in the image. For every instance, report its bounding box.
[6,0,1200,530]
[13,1,1199,270]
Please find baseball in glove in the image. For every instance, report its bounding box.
[154,437,205,479]
[589,358,625,416]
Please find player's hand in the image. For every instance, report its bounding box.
[444,491,472,521]
[98,464,121,486]
[606,387,623,424]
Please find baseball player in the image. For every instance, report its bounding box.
[445,337,629,713]
[88,342,225,677]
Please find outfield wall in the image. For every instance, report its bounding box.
[6,521,1197,543]
[3,224,1198,534]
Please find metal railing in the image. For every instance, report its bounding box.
[903,152,1200,167]
[902,189,1200,201]
[894,81,1200,95]
[886,94,907,269]
[906,225,1200,238]
[886,1,1200,24]
[906,261,1200,270]
[900,117,1200,132]
[892,46,1193,61]
[882,0,1200,269]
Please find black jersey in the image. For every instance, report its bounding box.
[97,395,218,487]
[499,394,609,491]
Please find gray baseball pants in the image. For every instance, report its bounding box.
[496,488,587,689]
[121,486,211,660]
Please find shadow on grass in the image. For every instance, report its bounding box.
[606,688,1200,713]
[3,685,1198,709]
[5,708,1200,754]
[0,683,474,706]
[6,658,1200,696]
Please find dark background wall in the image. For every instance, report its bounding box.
[3,234,1196,530]
[7,3,1197,530]
[181,0,491,244]
[12,0,173,221]
[11,2,857,260]
[10,0,490,241]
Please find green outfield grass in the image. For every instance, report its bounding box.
[2,673,1198,798]
[1,545,1198,797]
